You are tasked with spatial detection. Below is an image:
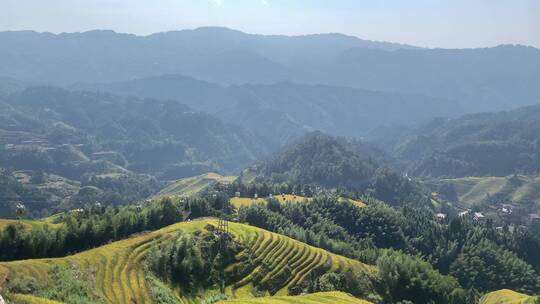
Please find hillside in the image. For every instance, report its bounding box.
[0,219,59,231]
[425,175,540,207]
[0,87,265,217]
[480,289,537,304]
[247,132,422,205]
[154,173,236,198]
[217,291,372,304]
[392,105,540,178]
[250,131,379,189]
[0,219,376,304]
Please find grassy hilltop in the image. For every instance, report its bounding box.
[480,289,538,304]
[429,175,540,207]
[217,291,372,304]
[155,173,237,199]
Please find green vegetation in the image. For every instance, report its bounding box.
[0,219,59,231]
[237,193,540,300]
[393,105,540,177]
[3,265,101,304]
[246,132,425,206]
[0,219,376,304]
[2,181,540,303]
[0,195,227,261]
[0,86,265,217]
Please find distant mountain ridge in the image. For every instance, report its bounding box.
[0,27,415,85]
[1,27,539,113]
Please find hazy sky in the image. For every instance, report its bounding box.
[1,0,539,48]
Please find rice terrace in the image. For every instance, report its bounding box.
[0,219,376,303]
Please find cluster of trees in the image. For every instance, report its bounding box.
[237,194,540,302]
[258,132,378,190]
[146,230,242,294]
[248,132,426,205]
[0,192,229,261]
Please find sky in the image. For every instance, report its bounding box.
[1,0,539,49]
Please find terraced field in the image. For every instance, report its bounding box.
[230,197,268,209]
[0,219,60,231]
[218,291,373,304]
[337,197,366,208]
[428,175,540,207]
[480,289,537,304]
[0,219,375,304]
[227,220,375,298]
[6,293,62,304]
[231,195,365,210]
[154,172,237,198]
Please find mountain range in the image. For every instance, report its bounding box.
[1,27,539,113]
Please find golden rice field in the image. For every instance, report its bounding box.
[0,219,60,231]
[435,175,540,207]
[217,291,373,304]
[230,195,365,210]
[337,197,366,208]
[0,219,375,304]
[480,289,537,304]
[6,293,63,304]
[154,172,236,198]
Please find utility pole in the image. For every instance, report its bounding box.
[15,202,26,220]
[217,195,229,294]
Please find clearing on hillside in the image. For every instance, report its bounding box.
[5,293,62,304]
[217,291,372,304]
[480,289,537,304]
[427,175,540,207]
[0,219,60,231]
[0,219,376,304]
[154,172,236,198]
[231,195,365,210]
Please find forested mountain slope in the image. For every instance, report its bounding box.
[0,87,265,217]
[245,132,421,205]
[393,104,540,177]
